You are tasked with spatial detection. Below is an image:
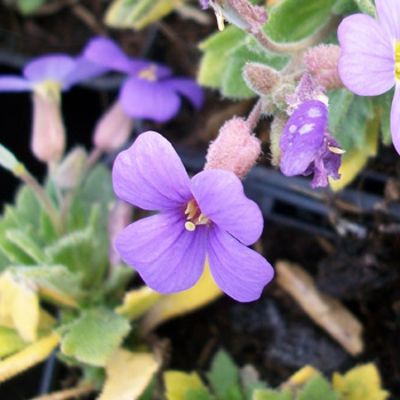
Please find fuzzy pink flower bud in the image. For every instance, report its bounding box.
[243,62,281,96]
[31,86,65,163]
[304,44,343,90]
[94,101,134,152]
[205,117,261,179]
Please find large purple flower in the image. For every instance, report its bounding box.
[280,100,342,188]
[112,131,274,302]
[338,0,400,154]
[84,37,203,123]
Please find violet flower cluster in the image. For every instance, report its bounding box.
[338,0,400,154]
[113,131,274,302]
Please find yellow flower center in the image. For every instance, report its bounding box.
[34,80,61,102]
[138,65,158,81]
[395,42,400,80]
[184,199,209,232]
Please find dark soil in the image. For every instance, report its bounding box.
[0,2,399,399]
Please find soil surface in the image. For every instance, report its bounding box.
[0,2,399,399]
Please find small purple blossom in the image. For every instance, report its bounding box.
[84,37,203,123]
[338,0,400,154]
[280,100,342,188]
[112,131,274,302]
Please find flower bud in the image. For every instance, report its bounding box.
[31,83,65,163]
[94,101,134,152]
[243,62,281,96]
[205,117,261,179]
[304,45,342,90]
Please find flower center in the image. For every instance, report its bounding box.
[138,65,158,81]
[395,42,400,80]
[184,199,209,231]
[34,80,61,102]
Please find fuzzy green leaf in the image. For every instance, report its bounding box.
[61,308,130,367]
[253,389,292,400]
[265,0,336,42]
[298,376,338,400]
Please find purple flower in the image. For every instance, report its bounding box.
[280,100,342,188]
[338,0,400,154]
[112,131,274,302]
[0,54,105,162]
[84,37,203,123]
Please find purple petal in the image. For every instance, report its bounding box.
[280,100,327,176]
[115,212,207,293]
[23,55,76,85]
[207,226,274,302]
[391,85,400,154]
[112,131,191,210]
[376,0,400,39]
[161,78,204,109]
[191,170,263,246]
[63,56,108,88]
[0,76,32,92]
[83,37,142,75]
[338,14,394,96]
[199,0,209,9]
[120,77,181,122]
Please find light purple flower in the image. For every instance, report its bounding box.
[338,0,400,154]
[112,131,274,302]
[280,100,342,188]
[84,37,203,123]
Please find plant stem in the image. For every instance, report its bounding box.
[19,168,63,234]
[31,384,95,400]
[252,15,340,55]
[246,99,262,131]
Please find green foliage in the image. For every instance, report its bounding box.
[60,308,130,367]
[15,0,45,14]
[265,0,336,42]
[198,27,287,99]
[253,389,292,400]
[298,376,338,400]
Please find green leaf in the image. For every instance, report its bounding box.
[265,0,336,42]
[186,388,213,400]
[207,350,243,400]
[375,91,392,145]
[253,389,292,400]
[105,0,181,30]
[61,308,130,367]
[16,0,46,14]
[0,144,24,176]
[5,229,48,264]
[332,0,358,15]
[164,371,210,400]
[0,326,27,358]
[298,376,338,400]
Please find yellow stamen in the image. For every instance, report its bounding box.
[395,42,400,80]
[138,65,157,81]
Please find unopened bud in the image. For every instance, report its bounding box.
[272,83,295,112]
[204,0,267,33]
[31,87,65,163]
[94,101,134,152]
[205,117,261,179]
[54,147,87,190]
[108,201,133,267]
[243,62,281,96]
[304,45,342,90]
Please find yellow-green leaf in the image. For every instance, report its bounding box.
[140,264,222,334]
[0,332,60,383]
[116,286,161,321]
[332,363,389,400]
[105,0,183,30]
[99,349,160,400]
[164,371,207,400]
[329,108,379,192]
[0,270,40,342]
[0,327,27,358]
